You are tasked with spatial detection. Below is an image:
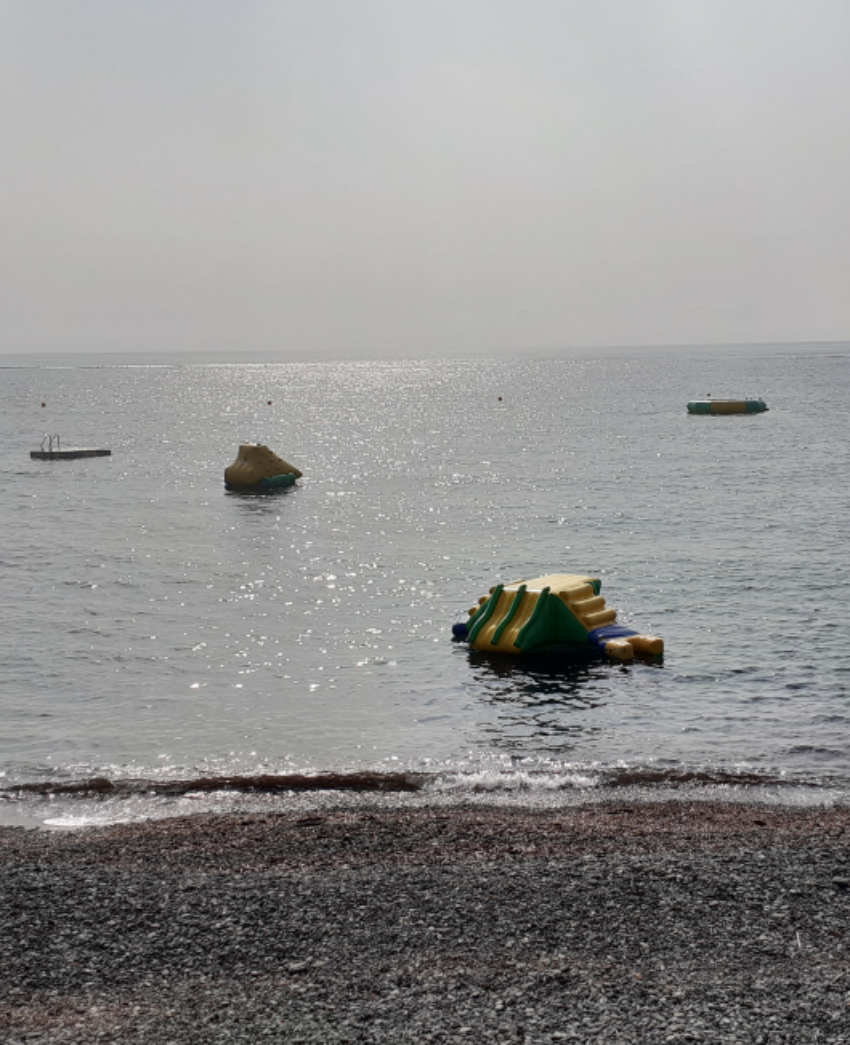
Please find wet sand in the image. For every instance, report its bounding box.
[3,800,850,1043]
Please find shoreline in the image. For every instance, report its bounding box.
[3,800,850,1043]
[3,774,847,834]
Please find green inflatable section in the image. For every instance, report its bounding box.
[515,588,589,650]
[466,585,503,645]
[260,473,298,489]
[467,585,592,651]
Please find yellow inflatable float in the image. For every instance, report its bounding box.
[452,573,663,662]
[224,444,302,491]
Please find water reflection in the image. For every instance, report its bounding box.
[224,486,300,513]
[468,647,609,690]
[466,648,614,751]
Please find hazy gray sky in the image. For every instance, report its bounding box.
[2,0,849,356]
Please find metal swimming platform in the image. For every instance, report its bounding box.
[30,435,111,460]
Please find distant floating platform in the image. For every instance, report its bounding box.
[687,399,768,415]
[31,448,111,460]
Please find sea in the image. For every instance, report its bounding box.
[1,342,848,828]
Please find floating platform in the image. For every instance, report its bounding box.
[452,573,663,662]
[31,435,111,460]
[687,399,768,414]
[31,448,111,459]
[224,443,302,492]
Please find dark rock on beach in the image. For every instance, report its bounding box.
[2,801,850,1043]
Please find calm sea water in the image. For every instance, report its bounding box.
[1,344,849,826]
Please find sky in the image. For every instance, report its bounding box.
[1,0,849,357]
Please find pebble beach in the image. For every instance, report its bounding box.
[3,800,850,1044]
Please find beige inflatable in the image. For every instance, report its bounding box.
[224,444,303,490]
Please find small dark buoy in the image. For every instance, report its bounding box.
[267,401,272,405]
[41,402,46,407]
[498,396,502,401]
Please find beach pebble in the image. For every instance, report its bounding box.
[3,803,850,1043]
